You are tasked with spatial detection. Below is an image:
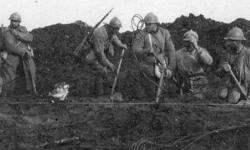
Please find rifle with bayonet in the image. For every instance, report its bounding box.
[148,33,166,103]
[73,8,113,56]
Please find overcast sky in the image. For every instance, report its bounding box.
[1,0,250,31]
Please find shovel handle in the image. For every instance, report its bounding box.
[110,49,125,97]
[228,64,247,97]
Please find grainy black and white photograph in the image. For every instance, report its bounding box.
[0,0,250,149]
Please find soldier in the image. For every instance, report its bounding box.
[218,27,250,104]
[132,12,176,100]
[175,30,213,98]
[0,12,35,96]
[84,17,127,96]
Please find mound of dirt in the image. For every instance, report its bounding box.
[2,14,250,150]
[30,22,136,97]
[31,22,95,96]
[29,14,250,98]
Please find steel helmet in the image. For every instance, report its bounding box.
[109,17,122,29]
[224,27,246,41]
[9,12,22,22]
[183,29,199,42]
[144,12,159,24]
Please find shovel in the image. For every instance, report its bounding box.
[226,63,248,99]
[110,48,125,102]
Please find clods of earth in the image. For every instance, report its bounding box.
[2,14,250,149]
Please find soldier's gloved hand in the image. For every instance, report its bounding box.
[165,69,173,79]
[109,63,116,72]
[222,62,231,72]
[190,37,199,49]
[121,44,127,50]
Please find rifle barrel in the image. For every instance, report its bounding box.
[93,8,113,29]
[74,8,113,56]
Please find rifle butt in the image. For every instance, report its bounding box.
[156,70,165,103]
[74,36,88,56]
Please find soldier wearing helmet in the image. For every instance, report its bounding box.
[175,30,213,98]
[0,12,35,96]
[8,12,33,43]
[84,17,127,96]
[9,12,22,28]
[132,12,176,100]
[218,27,250,104]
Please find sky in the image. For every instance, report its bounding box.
[0,0,250,32]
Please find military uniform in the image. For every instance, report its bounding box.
[218,27,250,104]
[133,27,175,76]
[132,15,176,100]
[176,46,213,96]
[0,25,35,94]
[84,17,126,95]
[219,46,250,103]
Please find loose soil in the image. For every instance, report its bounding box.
[2,14,250,150]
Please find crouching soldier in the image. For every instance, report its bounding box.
[218,27,250,104]
[175,30,213,98]
[0,12,36,96]
[84,17,127,96]
[132,12,176,101]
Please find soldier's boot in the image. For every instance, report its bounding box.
[218,87,228,99]
[228,88,241,104]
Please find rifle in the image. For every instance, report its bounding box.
[227,63,248,99]
[148,34,166,103]
[20,41,37,94]
[27,44,37,94]
[73,8,113,56]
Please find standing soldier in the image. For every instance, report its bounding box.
[84,17,127,96]
[0,12,35,96]
[218,27,250,104]
[132,12,176,100]
[175,30,213,98]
